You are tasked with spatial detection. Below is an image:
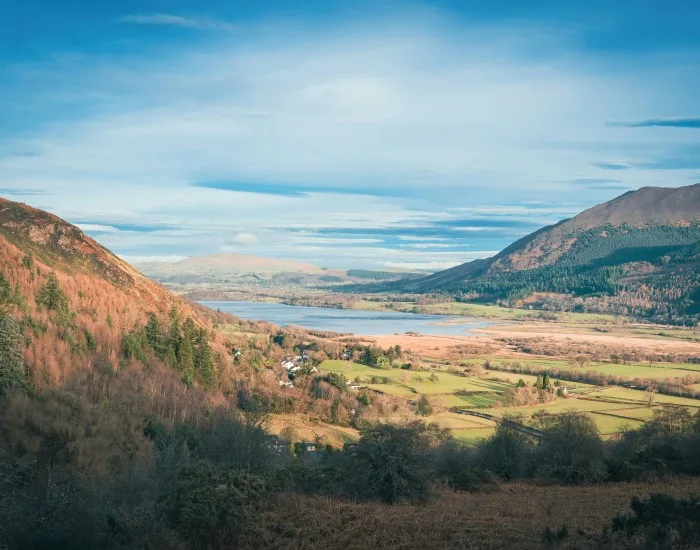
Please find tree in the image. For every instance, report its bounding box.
[178,318,196,386]
[36,273,68,312]
[534,411,607,484]
[476,413,535,480]
[645,385,657,406]
[0,313,25,395]
[196,328,216,387]
[0,272,22,311]
[145,313,166,359]
[350,422,433,504]
[415,395,433,417]
[167,307,181,353]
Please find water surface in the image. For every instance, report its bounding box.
[200,300,494,336]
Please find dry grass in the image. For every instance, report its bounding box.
[266,414,359,447]
[240,478,700,549]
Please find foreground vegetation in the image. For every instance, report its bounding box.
[2,366,700,550]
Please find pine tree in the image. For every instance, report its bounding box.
[178,318,196,386]
[36,272,68,312]
[542,372,551,391]
[168,307,181,355]
[0,313,25,395]
[535,373,544,390]
[146,313,166,359]
[195,327,216,387]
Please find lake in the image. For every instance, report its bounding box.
[199,300,494,336]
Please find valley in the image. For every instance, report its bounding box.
[1,189,700,550]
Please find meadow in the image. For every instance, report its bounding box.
[352,299,622,323]
[318,357,700,441]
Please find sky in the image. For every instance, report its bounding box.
[1,1,699,271]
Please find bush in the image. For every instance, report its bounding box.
[167,463,268,550]
[605,493,700,549]
[415,394,433,416]
[349,421,435,504]
[533,411,607,484]
[476,414,535,480]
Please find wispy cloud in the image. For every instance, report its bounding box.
[192,181,403,198]
[120,13,234,31]
[593,162,632,171]
[1,12,698,267]
[609,117,700,129]
[0,187,51,196]
[568,178,630,190]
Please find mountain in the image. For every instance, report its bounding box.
[137,254,423,287]
[0,197,229,389]
[136,253,329,282]
[396,184,700,323]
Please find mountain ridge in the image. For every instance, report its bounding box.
[391,184,700,323]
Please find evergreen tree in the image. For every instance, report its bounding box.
[0,313,25,395]
[36,272,68,312]
[178,318,196,386]
[168,307,181,355]
[145,313,166,359]
[535,373,544,390]
[195,328,216,387]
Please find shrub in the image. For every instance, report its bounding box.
[533,411,607,484]
[167,463,268,550]
[476,414,535,480]
[415,394,433,416]
[349,421,435,504]
[605,493,700,549]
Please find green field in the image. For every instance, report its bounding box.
[466,356,700,382]
[320,359,513,396]
[352,300,622,324]
[319,360,699,439]
[481,386,700,435]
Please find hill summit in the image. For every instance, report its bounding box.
[396,184,700,323]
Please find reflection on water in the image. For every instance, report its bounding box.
[199,300,494,336]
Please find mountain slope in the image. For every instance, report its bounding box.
[396,184,700,323]
[0,197,229,388]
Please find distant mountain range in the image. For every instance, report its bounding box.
[393,184,700,324]
[136,254,423,286]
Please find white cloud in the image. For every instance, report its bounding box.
[0,13,697,267]
[120,13,234,31]
[76,223,121,233]
[231,232,259,244]
[121,255,188,263]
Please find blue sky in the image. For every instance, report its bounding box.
[1,1,699,270]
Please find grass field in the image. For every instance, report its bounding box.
[320,359,513,396]
[468,356,700,381]
[318,359,700,440]
[352,299,622,324]
[481,386,700,435]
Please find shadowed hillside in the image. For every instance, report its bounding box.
[392,184,700,324]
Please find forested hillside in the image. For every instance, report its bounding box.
[392,184,700,324]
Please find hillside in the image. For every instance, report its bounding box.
[0,196,405,427]
[395,184,700,323]
[0,196,235,388]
